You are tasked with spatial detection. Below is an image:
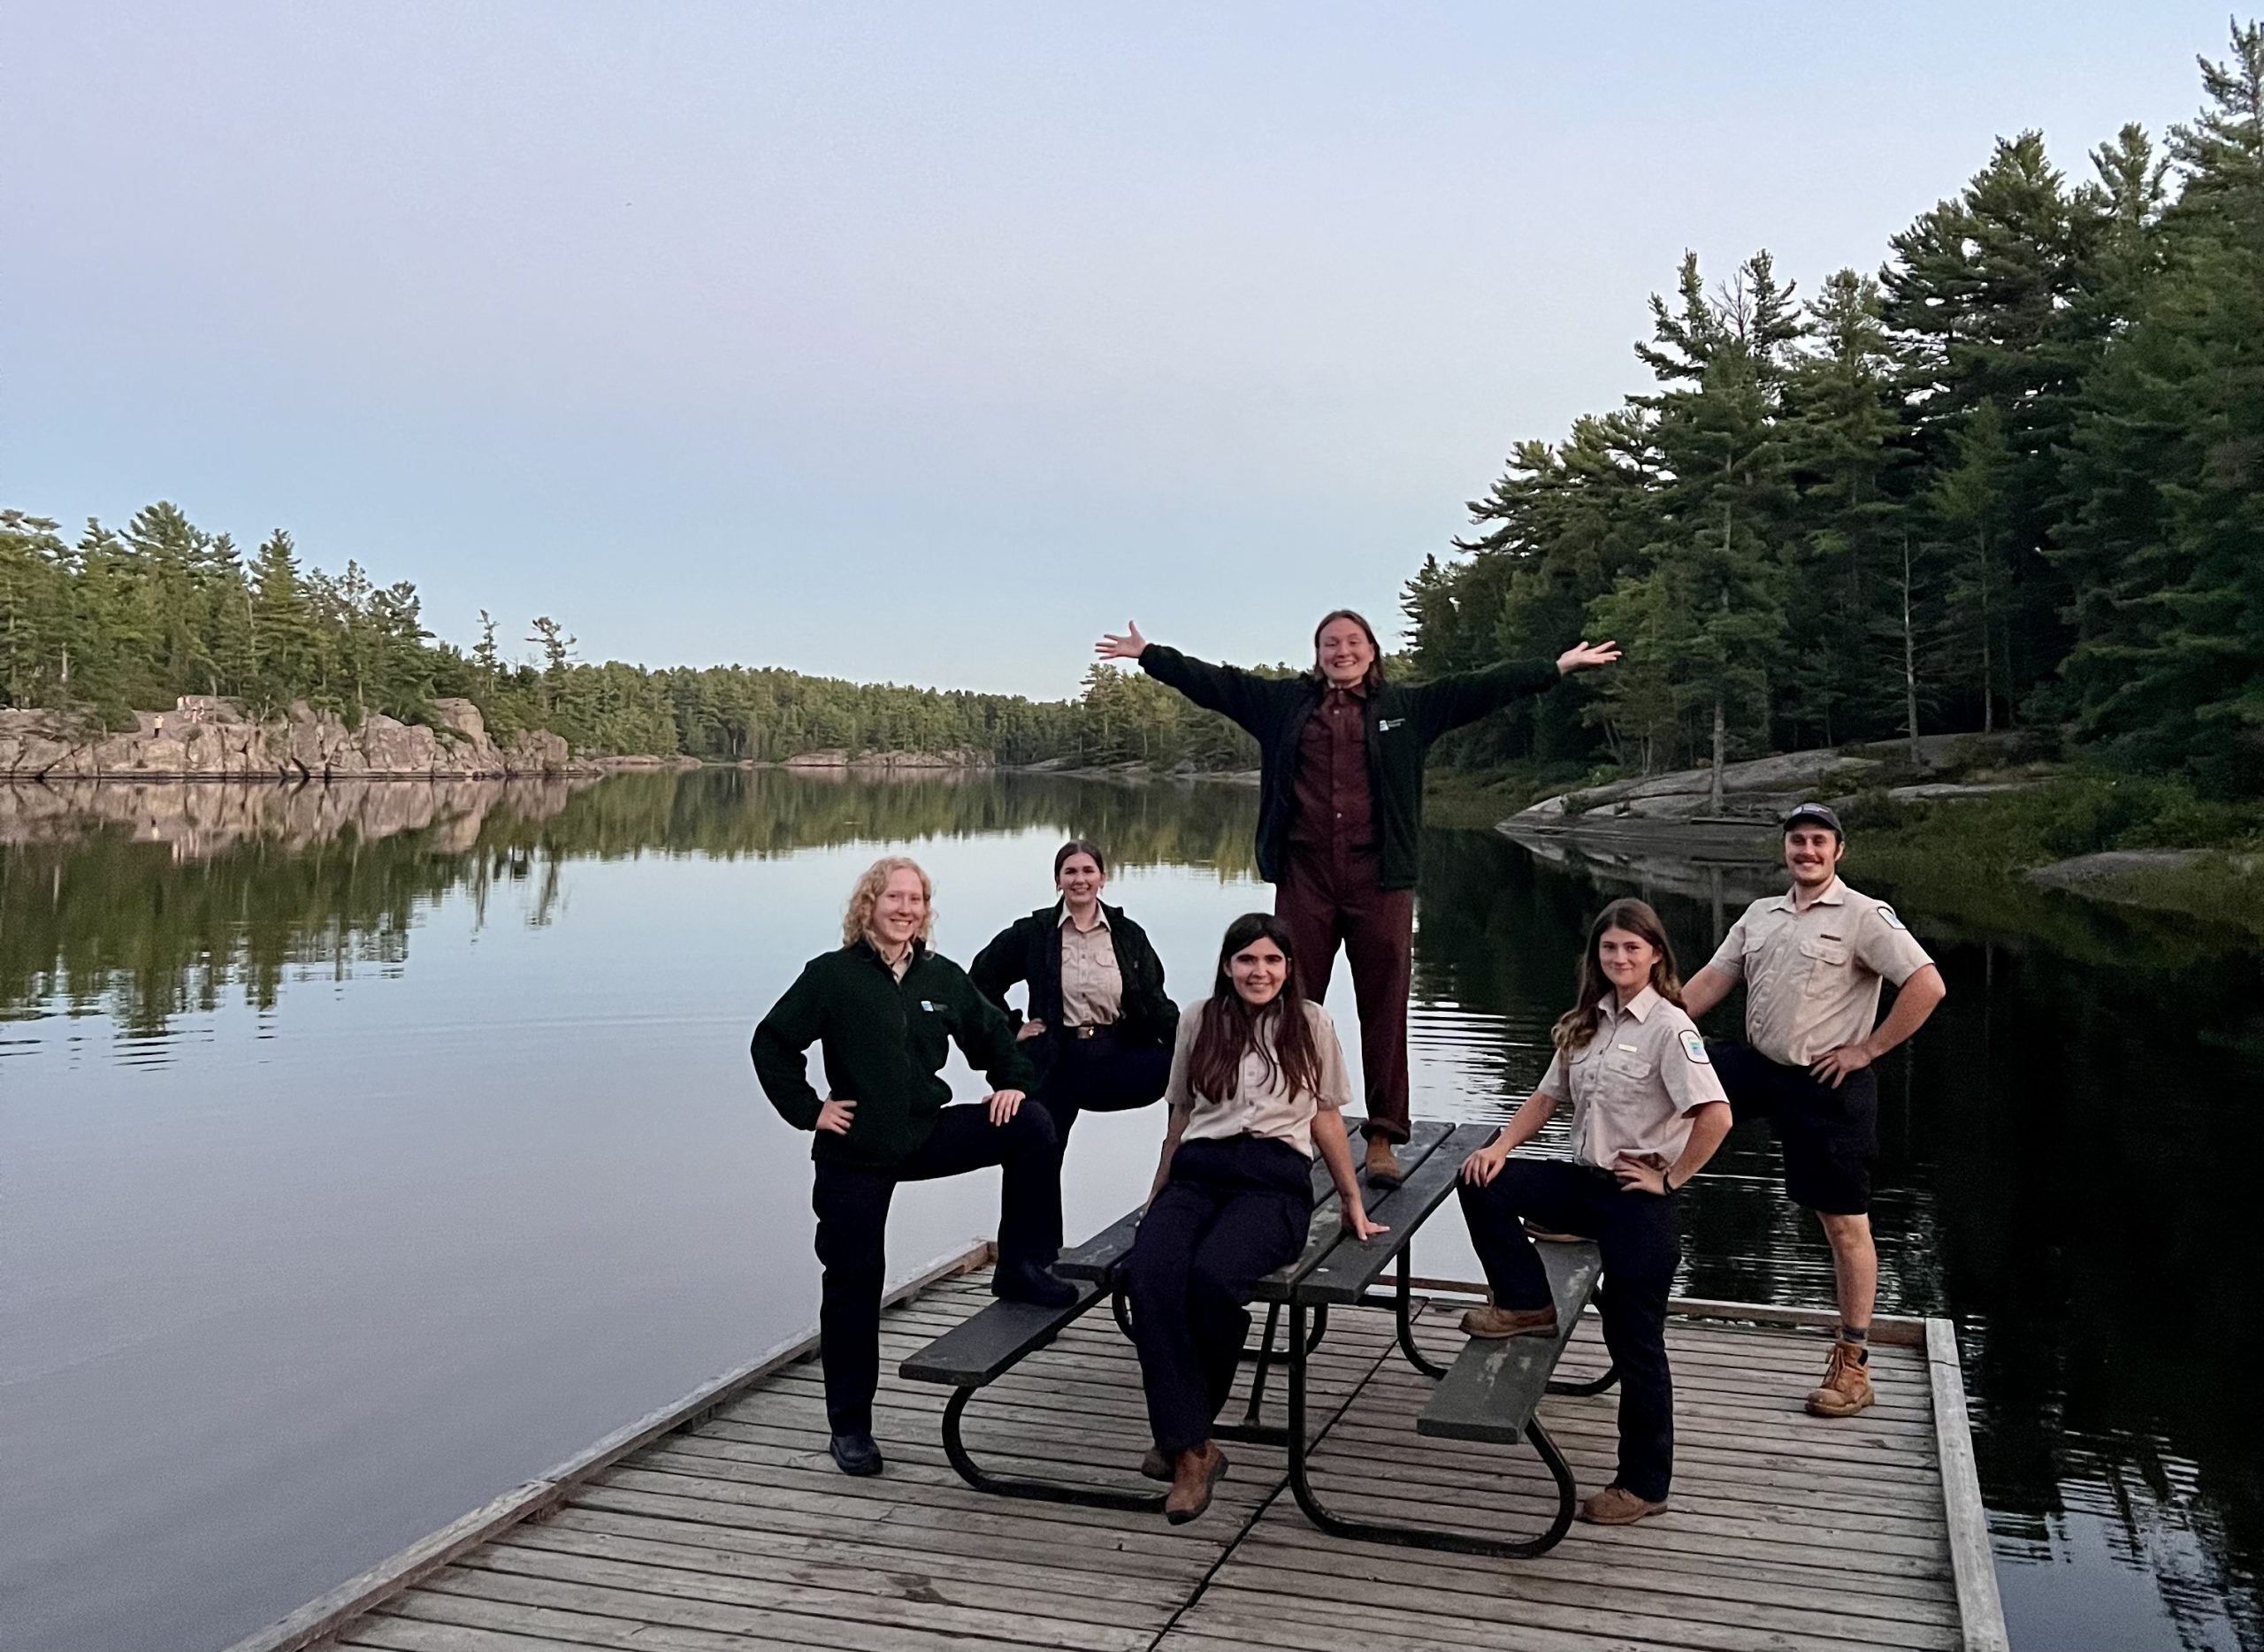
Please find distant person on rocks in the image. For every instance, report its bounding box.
[970,841,1177,1252]
[1457,898,1732,1527]
[1096,613,1619,1189]
[1128,913,1383,1525]
[1679,803,1947,1419]
[752,855,1077,1480]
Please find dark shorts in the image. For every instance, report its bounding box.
[1710,1042,1878,1216]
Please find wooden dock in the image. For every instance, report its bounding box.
[233,1245,2009,1652]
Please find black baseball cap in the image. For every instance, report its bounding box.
[1781,802,1844,837]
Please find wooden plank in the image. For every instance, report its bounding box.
[1296,1122,1496,1304]
[1417,1241,1602,1442]
[230,1242,994,1652]
[896,1277,1106,1387]
[1927,1318,2009,1652]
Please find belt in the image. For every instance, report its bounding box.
[1063,1024,1113,1040]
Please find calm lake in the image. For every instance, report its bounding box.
[3,768,2258,1652]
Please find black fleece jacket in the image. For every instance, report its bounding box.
[752,939,1037,1169]
[1137,645,1563,890]
[968,901,1178,1058]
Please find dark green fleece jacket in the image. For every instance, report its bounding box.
[752,939,1037,1169]
[1138,645,1563,890]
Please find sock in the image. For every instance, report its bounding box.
[1840,1324,1870,1362]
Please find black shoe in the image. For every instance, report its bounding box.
[992,1259,1080,1309]
[828,1431,883,1476]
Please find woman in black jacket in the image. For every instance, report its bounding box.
[1096,613,1618,1187]
[969,839,1178,1152]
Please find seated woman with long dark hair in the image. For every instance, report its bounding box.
[1127,912,1384,1524]
[1456,897,1732,1527]
[969,838,1178,1151]
[752,855,1076,1480]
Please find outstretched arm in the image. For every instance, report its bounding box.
[1098,620,1276,732]
[1412,639,1623,739]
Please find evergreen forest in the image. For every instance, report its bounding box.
[4,22,2260,797]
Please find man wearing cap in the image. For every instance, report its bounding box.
[1679,802,1946,1418]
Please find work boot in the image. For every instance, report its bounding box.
[1579,1485,1667,1525]
[1164,1442,1228,1525]
[828,1431,884,1477]
[1807,1338,1875,1417]
[1364,1135,1404,1189]
[992,1258,1080,1309]
[1459,1304,1559,1340]
[1139,1446,1172,1481]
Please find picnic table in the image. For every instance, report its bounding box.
[900,1118,1619,1558]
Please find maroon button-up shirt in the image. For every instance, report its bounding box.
[1289,685,1376,853]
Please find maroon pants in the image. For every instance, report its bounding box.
[1274,847,1414,1143]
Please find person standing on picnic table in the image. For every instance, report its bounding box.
[1127,912,1385,1525]
[1457,898,1732,1527]
[1679,802,1945,1419]
[1095,613,1620,1189]
[751,855,1078,1480]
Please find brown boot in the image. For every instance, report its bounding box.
[1459,1304,1559,1340]
[1579,1485,1668,1525]
[1164,1442,1228,1524]
[1807,1338,1875,1417]
[1139,1446,1171,1481]
[1364,1135,1404,1189]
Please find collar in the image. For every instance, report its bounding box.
[1602,983,1661,1022]
[1774,876,1847,914]
[860,935,924,971]
[1058,902,1112,933]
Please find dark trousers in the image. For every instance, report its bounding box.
[1274,845,1415,1143]
[1711,1042,1879,1216]
[811,1103,1063,1434]
[1457,1159,1680,1502]
[1126,1136,1313,1454]
[1032,1025,1173,1146]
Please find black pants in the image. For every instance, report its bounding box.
[1457,1159,1680,1502]
[1126,1135,1312,1455]
[1711,1042,1878,1215]
[1032,1025,1173,1146]
[811,1103,1063,1434]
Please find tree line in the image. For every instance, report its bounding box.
[0,501,1258,769]
[1402,22,2264,801]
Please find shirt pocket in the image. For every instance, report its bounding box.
[1602,1046,1652,1087]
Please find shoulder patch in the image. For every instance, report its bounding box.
[1679,1029,1710,1064]
[1876,905,1906,930]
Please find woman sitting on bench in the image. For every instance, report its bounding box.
[1128,913,1384,1524]
[752,855,1077,1480]
[1457,898,1732,1527]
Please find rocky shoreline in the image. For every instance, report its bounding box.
[0,698,602,781]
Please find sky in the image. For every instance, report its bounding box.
[5,2,2241,700]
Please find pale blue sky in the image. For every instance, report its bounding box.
[5,3,2237,697]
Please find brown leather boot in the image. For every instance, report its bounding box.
[1460,1304,1559,1340]
[1364,1135,1404,1189]
[1579,1485,1668,1525]
[1164,1442,1228,1524]
[1807,1339,1876,1417]
[1139,1446,1171,1481]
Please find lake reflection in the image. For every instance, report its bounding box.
[2,769,2257,1652]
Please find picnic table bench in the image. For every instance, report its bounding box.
[899,1116,1618,1556]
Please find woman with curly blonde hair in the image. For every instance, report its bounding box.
[753,855,1075,1479]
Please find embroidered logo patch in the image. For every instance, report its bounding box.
[918,999,941,1012]
[1679,1029,1710,1064]
[1877,906,1906,930]
[1378,717,1406,731]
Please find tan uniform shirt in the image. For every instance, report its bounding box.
[1058,908,1124,1027]
[1704,878,1934,1067]
[1166,998,1352,1159]
[1535,986,1727,1171]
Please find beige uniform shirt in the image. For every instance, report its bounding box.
[1166,998,1352,1159]
[1704,878,1934,1067]
[1535,986,1727,1172]
[1058,908,1124,1027]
